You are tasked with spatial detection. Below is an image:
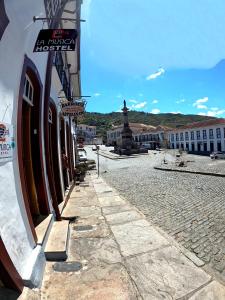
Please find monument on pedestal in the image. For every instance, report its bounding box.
[121,100,133,151]
[114,100,148,155]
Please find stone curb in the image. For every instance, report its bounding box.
[154,166,225,177]
[98,151,136,160]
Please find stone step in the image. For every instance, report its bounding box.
[44,220,69,261]
[36,214,53,245]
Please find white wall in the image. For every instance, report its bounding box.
[0,0,50,279]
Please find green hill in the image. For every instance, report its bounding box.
[80,111,216,139]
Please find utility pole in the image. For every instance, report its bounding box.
[97,145,100,177]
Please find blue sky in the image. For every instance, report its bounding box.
[80,0,225,117]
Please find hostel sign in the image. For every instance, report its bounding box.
[33,29,78,52]
[0,123,15,163]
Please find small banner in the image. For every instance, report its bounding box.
[33,29,78,52]
[0,122,15,163]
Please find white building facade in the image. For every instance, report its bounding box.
[77,124,96,144]
[0,0,82,295]
[107,124,171,149]
[168,119,225,153]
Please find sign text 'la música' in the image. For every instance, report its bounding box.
[33,29,78,52]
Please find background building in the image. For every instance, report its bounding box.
[168,119,225,154]
[107,123,171,149]
[77,124,97,144]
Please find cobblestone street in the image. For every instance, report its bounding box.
[87,147,225,281]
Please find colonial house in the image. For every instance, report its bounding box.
[0,0,82,296]
[107,123,171,149]
[133,125,171,149]
[107,123,156,146]
[167,119,225,154]
[76,124,96,144]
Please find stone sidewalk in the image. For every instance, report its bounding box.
[38,173,225,299]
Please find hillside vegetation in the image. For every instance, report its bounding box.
[80,111,216,138]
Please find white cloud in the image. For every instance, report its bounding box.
[130,101,147,109]
[216,110,225,115]
[117,94,122,98]
[211,107,219,111]
[94,93,101,97]
[152,99,158,104]
[129,99,138,103]
[150,108,160,114]
[146,68,165,80]
[170,111,182,114]
[193,97,208,107]
[196,104,208,109]
[198,108,225,117]
[176,99,186,104]
[139,93,143,97]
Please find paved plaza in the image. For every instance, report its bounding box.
[38,173,225,299]
[86,146,225,281]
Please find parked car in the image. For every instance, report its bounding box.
[78,148,87,161]
[92,145,97,151]
[155,147,162,151]
[210,151,225,159]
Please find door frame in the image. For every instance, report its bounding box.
[43,52,61,220]
[0,237,23,292]
[47,100,64,206]
[17,55,50,241]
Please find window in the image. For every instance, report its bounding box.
[23,75,34,105]
[190,131,194,140]
[171,134,174,141]
[209,129,214,139]
[0,0,9,40]
[176,133,179,141]
[180,132,184,141]
[216,128,221,139]
[202,130,207,140]
[185,132,189,141]
[196,130,200,140]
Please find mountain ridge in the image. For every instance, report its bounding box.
[80,111,217,139]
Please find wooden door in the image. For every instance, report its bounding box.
[22,101,40,220]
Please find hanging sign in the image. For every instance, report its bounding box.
[33,29,78,52]
[61,101,85,116]
[0,123,15,162]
